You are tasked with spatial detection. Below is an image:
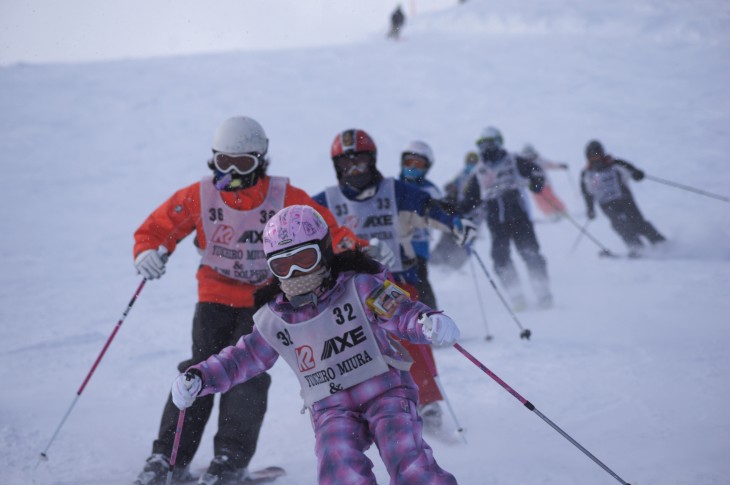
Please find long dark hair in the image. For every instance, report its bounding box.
[253,250,382,309]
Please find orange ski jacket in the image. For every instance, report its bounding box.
[134,176,364,307]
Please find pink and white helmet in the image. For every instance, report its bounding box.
[263,205,330,256]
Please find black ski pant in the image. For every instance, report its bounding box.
[601,197,665,250]
[152,302,271,470]
[487,213,548,289]
[413,256,438,309]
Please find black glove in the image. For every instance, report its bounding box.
[632,169,645,181]
[559,163,569,170]
[587,207,596,220]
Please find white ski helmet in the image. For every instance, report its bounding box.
[477,126,503,148]
[212,116,269,155]
[521,144,538,160]
[401,140,435,167]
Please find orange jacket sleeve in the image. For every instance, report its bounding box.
[133,182,202,258]
[282,184,367,252]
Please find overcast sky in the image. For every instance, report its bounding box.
[0,0,442,65]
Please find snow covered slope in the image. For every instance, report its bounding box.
[1,1,729,483]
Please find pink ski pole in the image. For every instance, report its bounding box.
[453,343,632,485]
[37,278,147,467]
[165,408,186,485]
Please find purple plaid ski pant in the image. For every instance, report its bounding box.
[313,394,457,484]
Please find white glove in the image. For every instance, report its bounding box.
[134,246,168,279]
[365,238,397,269]
[171,372,202,410]
[418,312,461,346]
[452,218,477,247]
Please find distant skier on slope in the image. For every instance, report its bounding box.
[398,140,444,309]
[171,205,459,485]
[431,151,480,269]
[520,144,569,221]
[443,151,480,208]
[388,5,406,39]
[460,126,553,310]
[311,128,477,434]
[580,140,666,256]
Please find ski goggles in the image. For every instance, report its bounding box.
[401,154,429,169]
[333,152,372,173]
[212,151,264,175]
[476,136,501,150]
[266,243,322,279]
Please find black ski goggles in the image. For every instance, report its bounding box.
[333,152,372,173]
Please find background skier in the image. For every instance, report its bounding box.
[398,140,443,308]
[388,5,406,39]
[432,151,481,269]
[460,126,553,310]
[312,128,476,433]
[580,139,666,256]
[520,144,569,221]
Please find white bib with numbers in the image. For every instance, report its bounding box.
[474,153,524,201]
[324,178,404,271]
[583,167,626,204]
[255,276,391,406]
[199,176,287,284]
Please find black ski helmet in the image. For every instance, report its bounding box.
[585,140,605,160]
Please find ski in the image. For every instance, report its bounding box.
[245,466,286,484]
[179,466,285,485]
[598,250,641,260]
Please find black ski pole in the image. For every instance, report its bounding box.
[36,278,148,467]
[468,256,493,341]
[468,247,531,340]
[645,174,730,203]
[454,343,632,485]
[565,167,582,206]
[569,219,591,255]
[541,195,618,258]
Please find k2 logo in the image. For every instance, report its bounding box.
[296,345,316,372]
[211,225,235,245]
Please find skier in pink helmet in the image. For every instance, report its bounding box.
[171,205,460,484]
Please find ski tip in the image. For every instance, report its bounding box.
[245,466,286,483]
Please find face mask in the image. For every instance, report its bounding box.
[279,267,330,299]
[342,172,376,191]
[402,167,427,181]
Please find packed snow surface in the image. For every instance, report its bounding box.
[1,1,729,483]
